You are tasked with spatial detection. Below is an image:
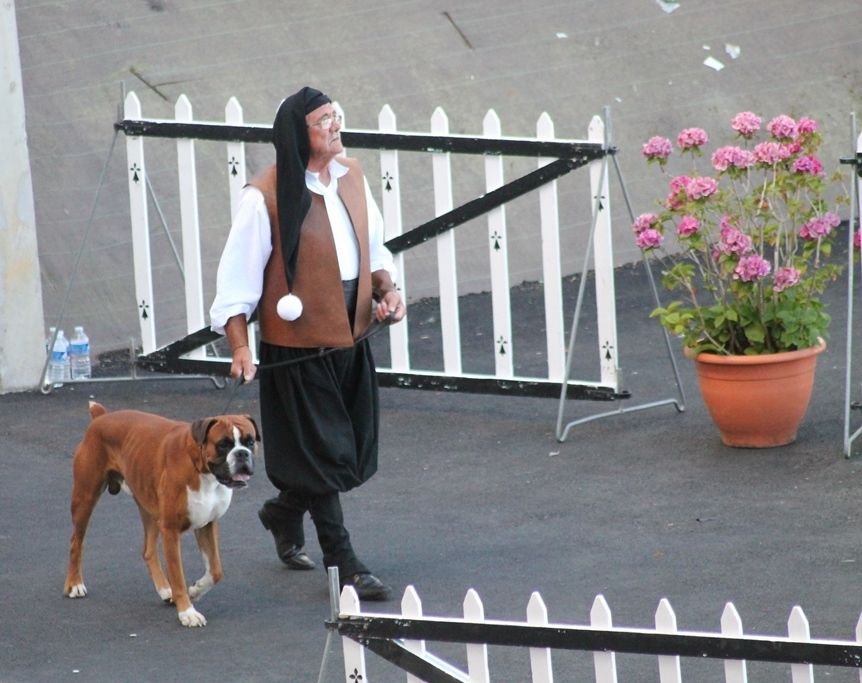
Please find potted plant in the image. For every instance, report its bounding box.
[635,112,849,447]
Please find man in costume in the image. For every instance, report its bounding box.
[210,86,405,601]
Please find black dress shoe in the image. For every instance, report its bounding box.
[341,572,392,601]
[257,509,316,570]
[278,544,316,570]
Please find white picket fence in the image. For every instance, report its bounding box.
[334,585,862,682]
[121,92,619,390]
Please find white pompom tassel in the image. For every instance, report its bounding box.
[276,293,303,321]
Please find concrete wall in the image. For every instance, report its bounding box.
[12,0,862,363]
[2,0,45,392]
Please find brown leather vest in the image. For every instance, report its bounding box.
[250,159,372,348]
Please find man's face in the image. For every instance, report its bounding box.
[306,103,343,164]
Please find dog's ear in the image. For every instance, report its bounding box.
[190,418,217,447]
[245,415,261,443]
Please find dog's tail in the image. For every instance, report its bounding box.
[88,401,107,420]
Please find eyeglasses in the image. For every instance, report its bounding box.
[308,112,343,131]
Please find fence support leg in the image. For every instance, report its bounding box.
[843,112,861,458]
[555,108,685,443]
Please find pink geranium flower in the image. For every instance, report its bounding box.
[712,146,755,172]
[734,255,771,282]
[792,155,823,176]
[636,228,663,250]
[733,149,756,169]
[855,229,862,250]
[686,176,718,199]
[633,213,659,234]
[677,215,700,237]
[718,224,752,255]
[665,175,691,209]
[677,128,708,151]
[800,213,841,240]
[731,111,761,138]
[797,117,818,136]
[753,141,792,166]
[642,136,672,163]
[773,266,801,292]
[793,156,823,175]
[711,146,737,172]
[767,115,798,141]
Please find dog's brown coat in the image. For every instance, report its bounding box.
[63,402,258,627]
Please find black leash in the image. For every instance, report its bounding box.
[219,314,395,414]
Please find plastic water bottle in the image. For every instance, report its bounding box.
[69,326,91,380]
[49,329,69,387]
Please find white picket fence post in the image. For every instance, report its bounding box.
[591,595,618,683]
[378,104,410,371]
[655,599,682,683]
[402,585,426,683]
[431,106,462,375]
[223,95,257,360]
[224,96,247,215]
[483,109,514,379]
[175,94,205,359]
[123,91,157,355]
[527,591,554,683]
[789,606,814,683]
[587,115,619,390]
[537,112,565,382]
[465,588,491,682]
[340,586,367,682]
[721,602,748,683]
[855,612,862,683]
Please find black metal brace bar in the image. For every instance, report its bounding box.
[377,371,630,401]
[840,152,862,177]
[352,637,469,683]
[334,615,862,668]
[386,155,595,254]
[135,327,225,376]
[113,118,609,158]
[135,333,631,401]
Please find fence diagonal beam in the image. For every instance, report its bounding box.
[352,636,470,683]
[335,615,862,668]
[385,156,593,254]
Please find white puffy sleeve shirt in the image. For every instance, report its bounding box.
[209,159,397,335]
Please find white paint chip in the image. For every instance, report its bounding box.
[656,0,680,13]
[703,56,725,71]
[556,32,568,39]
[725,43,741,59]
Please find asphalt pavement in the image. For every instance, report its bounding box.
[3,262,862,682]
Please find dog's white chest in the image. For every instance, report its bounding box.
[186,474,233,529]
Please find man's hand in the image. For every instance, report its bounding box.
[376,290,406,323]
[230,345,256,383]
[224,313,256,382]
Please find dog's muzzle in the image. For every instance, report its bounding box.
[214,447,254,489]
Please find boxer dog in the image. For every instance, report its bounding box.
[63,401,258,627]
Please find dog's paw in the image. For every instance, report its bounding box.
[66,583,87,598]
[188,575,214,601]
[177,606,207,628]
[157,586,173,603]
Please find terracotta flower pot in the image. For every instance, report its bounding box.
[685,339,826,448]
